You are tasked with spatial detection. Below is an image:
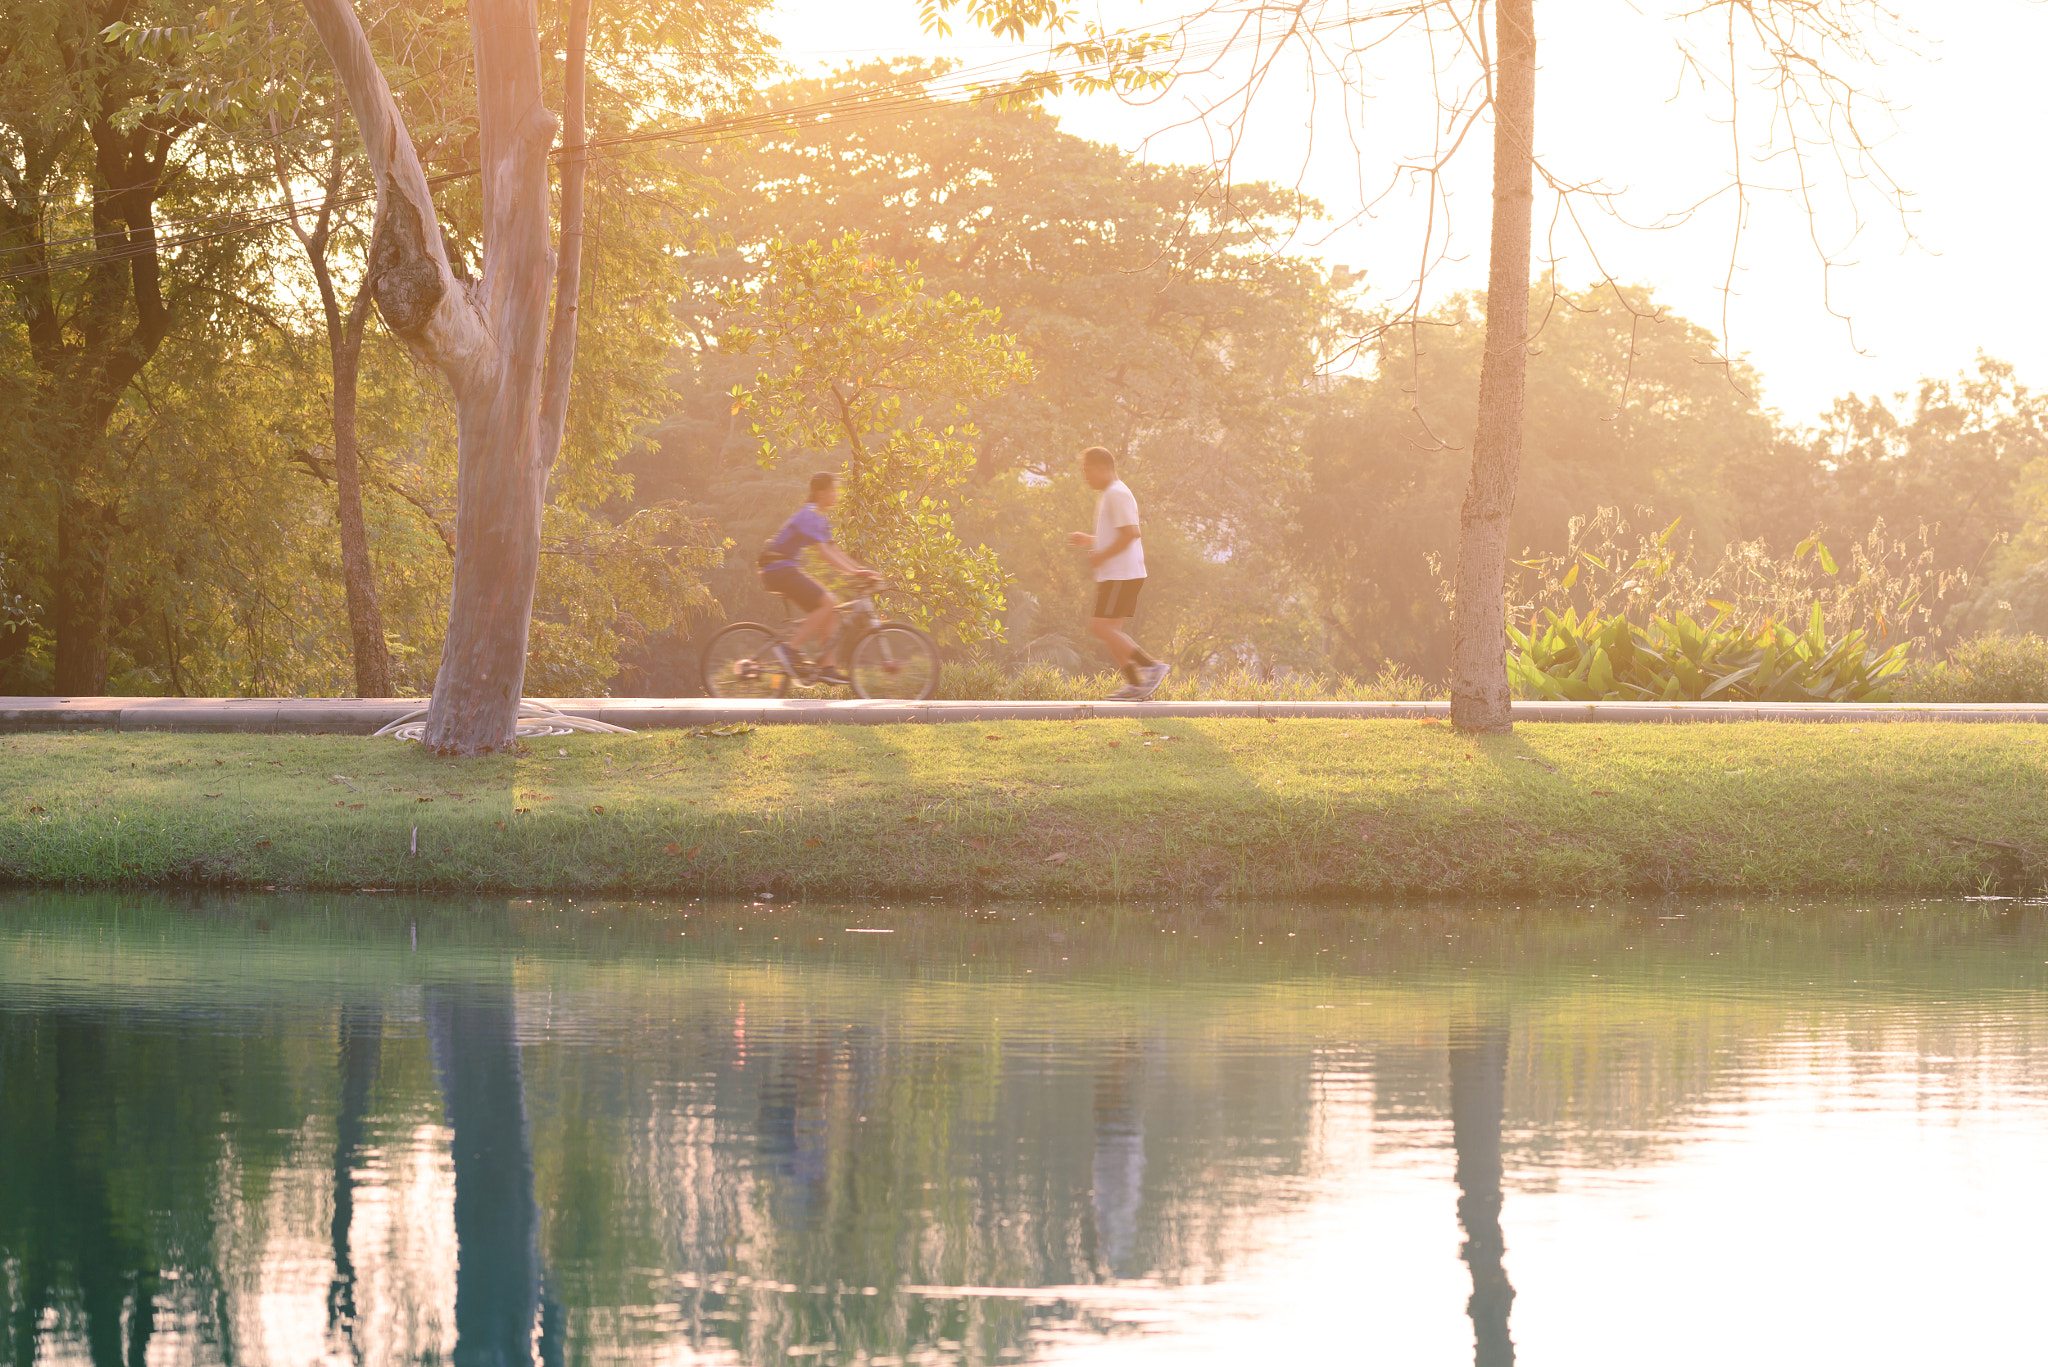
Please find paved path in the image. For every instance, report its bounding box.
[3,696,2046,734]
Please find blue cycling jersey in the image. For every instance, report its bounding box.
[761,503,833,571]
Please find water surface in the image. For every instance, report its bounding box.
[4,892,2047,1365]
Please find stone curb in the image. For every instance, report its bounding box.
[4,696,2048,734]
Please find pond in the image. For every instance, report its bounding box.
[4,892,2047,1366]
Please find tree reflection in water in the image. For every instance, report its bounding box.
[426,985,563,1367]
[1451,1013,1516,1366]
[328,1003,382,1363]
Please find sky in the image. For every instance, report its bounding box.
[760,0,2048,428]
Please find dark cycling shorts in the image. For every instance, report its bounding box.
[761,565,827,613]
[1092,578,1145,619]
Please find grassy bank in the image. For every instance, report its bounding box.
[3,720,2046,898]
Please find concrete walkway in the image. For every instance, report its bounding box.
[3,695,2046,734]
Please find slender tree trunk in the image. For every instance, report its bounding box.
[331,286,395,697]
[51,479,113,696]
[1448,0,1537,734]
[1451,1013,1516,1366]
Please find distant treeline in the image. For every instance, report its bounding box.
[5,54,2045,697]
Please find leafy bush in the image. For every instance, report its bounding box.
[1510,506,1966,654]
[1898,633,2048,703]
[1508,605,1908,703]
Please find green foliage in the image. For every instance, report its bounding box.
[1508,604,1908,703]
[1898,633,2048,704]
[722,234,1032,643]
[1510,505,1962,654]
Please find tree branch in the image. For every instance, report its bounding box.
[538,0,590,473]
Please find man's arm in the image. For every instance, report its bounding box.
[818,542,875,577]
[1090,525,1138,570]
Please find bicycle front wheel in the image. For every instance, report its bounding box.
[700,622,791,699]
[848,622,941,701]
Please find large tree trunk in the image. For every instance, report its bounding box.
[1448,0,1537,734]
[10,101,182,696]
[304,0,588,753]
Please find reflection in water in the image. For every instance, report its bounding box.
[6,892,2048,1366]
[1452,1015,1515,1366]
[330,1003,383,1363]
[426,985,562,1367]
[1090,1040,1146,1277]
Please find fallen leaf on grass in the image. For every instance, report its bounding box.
[1107,741,1121,749]
[348,803,364,810]
[254,840,271,849]
[1515,757,1558,773]
[976,865,998,876]
[964,838,988,851]
[203,792,222,799]
[1043,851,1070,865]
[496,821,506,830]
[416,796,433,804]
[685,845,703,861]
[664,842,683,856]
[214,759,225,766]
[1591,790,1616,797]
[689,723,756,738]
[804,837,824,848]
[590,804,605,814]
[27,805,44,814]
[515,807,531,815]
[1419,718,1444,727]
[984,734,1001,741]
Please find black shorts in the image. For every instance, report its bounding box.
[761,564,827,612]
[1092,578,1145,619]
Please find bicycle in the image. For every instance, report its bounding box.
[699,579,942,700]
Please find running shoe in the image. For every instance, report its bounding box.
[1136,662,1171,700]
[1105,682,1144,701]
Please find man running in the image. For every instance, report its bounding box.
[758,472,878,683]
[1068,446,1170,700]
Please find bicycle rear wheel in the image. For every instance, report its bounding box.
[848,622,941,701]
[701,622,791,698]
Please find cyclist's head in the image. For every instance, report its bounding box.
[809,471,839,508]
[1080,446,1116,491]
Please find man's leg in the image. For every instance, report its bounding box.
[1090,615,1136,670]
[787,596,838,655]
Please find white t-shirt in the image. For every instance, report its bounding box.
[1092,479,1146,582]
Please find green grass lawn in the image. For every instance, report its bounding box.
[2,719,2045,898]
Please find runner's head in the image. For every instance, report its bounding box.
[1080,446,1116,491]
[809,471,840,509]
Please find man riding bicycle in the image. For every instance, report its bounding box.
[757,471,879,684]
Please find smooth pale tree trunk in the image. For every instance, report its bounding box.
[302,0,587,753]
[1451,1014,1516,1366]
[1448,0,1537,733]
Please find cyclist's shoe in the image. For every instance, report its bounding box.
[1137,662,1171,700]
[814,665,851,687]
[771,644,804,681]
